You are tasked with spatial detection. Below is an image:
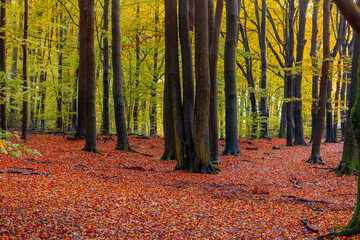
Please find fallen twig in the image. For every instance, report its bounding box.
[165,184,187,188]
[289,177,302,189]
[311,166,335,170]
[9,166,35,171]
[301,205,325,233]
[241,159,254,162]
[0,170,54,176]
[26,158,53,164]
[282,195,328,204]
[339,193,356,196]
[246,146,258,150]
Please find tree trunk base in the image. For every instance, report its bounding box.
[159,149,173,161]
[222,147,242,156]
[333,162,357,176]
[307,156,326,165]
[211,156,220,165]
[294,139,309,146]
[82,146,100,153]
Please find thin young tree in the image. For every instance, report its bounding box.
[0,0,7,131]
[82,0,97,152]
[22,0,28,140]
[102,0,110,136]
[112,0,131,151]
[307,0,330,164]
[223,0,242,155]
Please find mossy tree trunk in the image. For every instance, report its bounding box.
[22,0,28,141]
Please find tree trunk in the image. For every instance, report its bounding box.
[56,13,63,131]
[285,0,295,147]
[223,0,241,155]
[310,0,319,143]
[179,0,195,166]
[101,0,110,135]
[22,0,28,140]
[256,0,268,138]
[293,0,309,145]
[307,0,330,165]
[209,0,223,164]
[165,0,186,170]
[82,0,97,152]
[76,0,87,138]
[133,3,141,134]
[40,71,46,132]
[149,5,160,137]
[0,0,7,131]
[193,0,216,174]
[112,0,131,151]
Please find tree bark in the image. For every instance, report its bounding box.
[256,0,268,138]
[223,0,242,155]
[112,0,131,151]
[307,0,330,165]
[101,0,110,136]
[179,0,194,166]
[0,0,7,131]
[76,0,88,138]
[22,0,28,140]
[209,0,223,164]
[310,0,319,143]
[293,0,309,145]
[193,0,216,174]
[56,13,63,131]
[82,0,97,152]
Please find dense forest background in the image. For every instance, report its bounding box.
[0,0,351,140]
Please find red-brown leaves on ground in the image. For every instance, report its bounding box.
[0,135,355,239]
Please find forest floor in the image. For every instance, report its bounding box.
[0,134,356,239]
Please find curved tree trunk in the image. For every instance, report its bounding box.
[307,0,330,165]
[293,0,309,146]
[223,0,241,155]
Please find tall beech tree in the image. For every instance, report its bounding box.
[0,0,6,131]
[81,0,97,152]
[310,0,320,142]
[223,0,241,155]
[193,0,216,174]
[209,0,224,164]
[101,0,110,136]
[179,0,194,166]
[22,0,28,140]
[293,0,309,145]
[112,0,131,151]
[307,0,330,165]
[76,0,88,138]
[255,0,268,138]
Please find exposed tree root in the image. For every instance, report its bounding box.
[246,146,258,150]
[26,158,53,164]
[289,177,302,189]
[0,170,54,176]
[317,226,360,239]
[282,195,329,204]
[301,205,324,233]
[307,156,327,165]
[115,145,153,157]
[159,149,173,161]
